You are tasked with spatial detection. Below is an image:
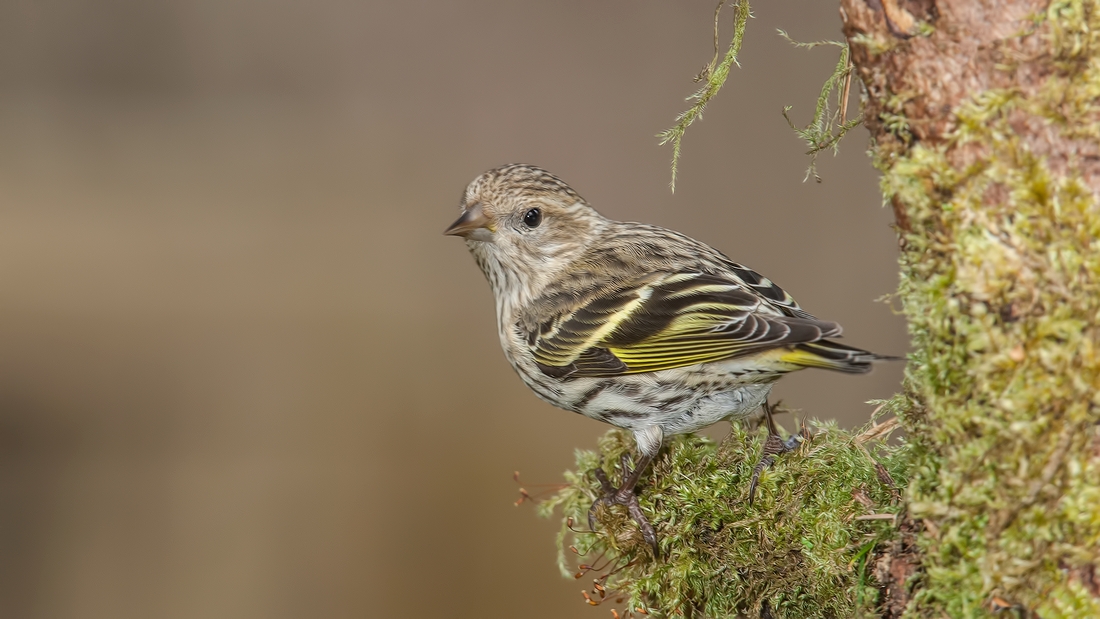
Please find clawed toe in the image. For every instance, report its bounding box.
[588,456,660,557]
[747,401,807,505]
[748,432,798,504]
[588,463,616,530]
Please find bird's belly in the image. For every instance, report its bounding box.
[558,372,773,437]
[674,383,773,433]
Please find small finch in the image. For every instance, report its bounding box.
[445,164,892,554]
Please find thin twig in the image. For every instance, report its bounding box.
[695,0,726,82]
[854,514,898,522]
[840,57,854,125]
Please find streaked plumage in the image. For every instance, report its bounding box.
[447,164,885,460]
[445,164,891,553]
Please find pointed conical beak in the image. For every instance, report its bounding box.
[444,203,493,239]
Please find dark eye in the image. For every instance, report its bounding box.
[523,208,542,228]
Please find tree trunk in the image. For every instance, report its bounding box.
[841,0,1100,615]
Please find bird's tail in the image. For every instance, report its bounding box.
[780,340,898,374]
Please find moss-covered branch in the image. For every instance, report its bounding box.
[539,415,910,617]
[846,0,1100,615]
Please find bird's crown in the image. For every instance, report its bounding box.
[445,164,603,241]
[466,163,582,206]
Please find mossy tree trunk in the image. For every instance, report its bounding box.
[544,2,1099,617]
[841,0,1100,615]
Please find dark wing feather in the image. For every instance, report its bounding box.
[724,261,818,319]
[526,272,841,378]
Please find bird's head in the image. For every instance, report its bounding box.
[445,164,606,293]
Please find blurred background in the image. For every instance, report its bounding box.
[0,1,905,617]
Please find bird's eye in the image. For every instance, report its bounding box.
[523,208,542,228]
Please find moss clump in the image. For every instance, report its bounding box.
[539,417,910,618]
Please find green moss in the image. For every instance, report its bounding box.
[539,418,910,618]
[777,31,863,183]
[658,0,752,191]
[877,1,1100,616]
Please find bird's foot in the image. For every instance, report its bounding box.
[748,402,809,504]
[588,454,659,557]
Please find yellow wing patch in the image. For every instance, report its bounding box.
[528,272,841,378]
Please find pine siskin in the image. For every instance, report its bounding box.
[445,164,892,554]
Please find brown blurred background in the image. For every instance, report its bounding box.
[0,2,905,618]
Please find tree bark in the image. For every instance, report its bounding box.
[841,0,1100,615]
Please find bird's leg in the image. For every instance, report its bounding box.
[748,400,804,504]
[588,449,659,556]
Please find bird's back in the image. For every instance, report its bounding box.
[537,220,816,321]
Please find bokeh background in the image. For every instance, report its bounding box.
[0,2,907,618]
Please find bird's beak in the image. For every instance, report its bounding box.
[444,203,494,240]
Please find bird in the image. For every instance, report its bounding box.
[444,163,892,555]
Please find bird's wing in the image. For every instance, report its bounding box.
[721,261,818,320]
[525,272,843,378]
